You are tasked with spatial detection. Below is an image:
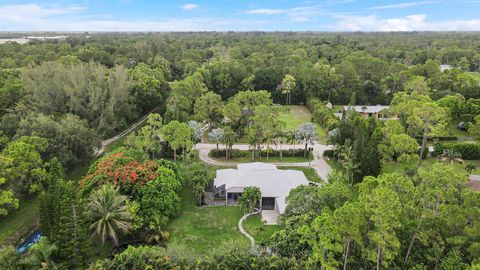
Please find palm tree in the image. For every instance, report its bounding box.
[86,184,132,246]
[465,164,477,174]
[439,149,463,164]
[338,140,360,185]
[285,130,297,156]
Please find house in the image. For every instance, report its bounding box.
[213,163,309,215]
[342,105,393,119]
[440,64,452,72]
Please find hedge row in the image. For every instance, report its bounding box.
[307,98,340,131]
[432,142,480,160]
[414,135,458,141]
[211,149,307,158]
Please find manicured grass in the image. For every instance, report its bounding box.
[277,105,328,144]
[166,187,250,256]
[208,150,313,163]
[0,196,39,245]
[444,120,472,140]
[243,214,279,243]
[279,166,323,183]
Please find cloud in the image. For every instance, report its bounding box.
[180,3,199,10]
[371,1,438,10]
[245,5,329,22]
[246,9,287,15]
[331,14,480,31]
[0,4,85,23]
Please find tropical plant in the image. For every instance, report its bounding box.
[338,140,360,185]
[238,186,261,214]
[466,163,477,174]
[295,123,317,158]
[146,216,169,244]
[440,149,464,164]
[86,184,133,246]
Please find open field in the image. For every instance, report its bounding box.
[277,105,328,144]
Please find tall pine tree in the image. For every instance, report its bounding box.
[39,158,91,268]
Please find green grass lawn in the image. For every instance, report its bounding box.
[0,196,39,245]
[243,214,279,243]
[279,166,323,183]
[468,72,480,81]
[382,158,480,175]
[277,105,328,144]
[166,187,250,256]
[209,150,313,163]
[444,120,472,140]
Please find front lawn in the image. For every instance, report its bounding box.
[209,149,313,163]
[243,214,279,243]
[278,166,323,183]
[166,187,250,256]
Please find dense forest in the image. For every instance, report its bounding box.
[1,32,480,269]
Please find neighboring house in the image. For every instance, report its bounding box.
[440,64,452,72]
[342,105,394,120]
[213,163,309,214]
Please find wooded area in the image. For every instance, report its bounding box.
[1,32,480,269]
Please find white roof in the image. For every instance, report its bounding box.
[343,105,389,114]
[440,64,452,71]
[214,163,309,214]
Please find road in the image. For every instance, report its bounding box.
[196,142,333,182]
[94,106,161,157]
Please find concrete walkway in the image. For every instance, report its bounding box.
[196,142,333,182]
[238,209,262,247]
[261,210,279,225]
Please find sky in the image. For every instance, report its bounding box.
[0,0,480,32]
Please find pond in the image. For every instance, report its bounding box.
[16,230,41,253]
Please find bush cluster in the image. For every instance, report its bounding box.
[432,142,480,160]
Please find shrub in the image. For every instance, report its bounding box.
[433,142,480,160]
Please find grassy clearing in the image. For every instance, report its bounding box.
[277,105,328,144]
[0,196,39,245]
[444,121,472,140]
[279,166,323,183]
[166,187,249,255]
[468,72,480,81]
[243,214,279,243]
[382,158,480,175]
